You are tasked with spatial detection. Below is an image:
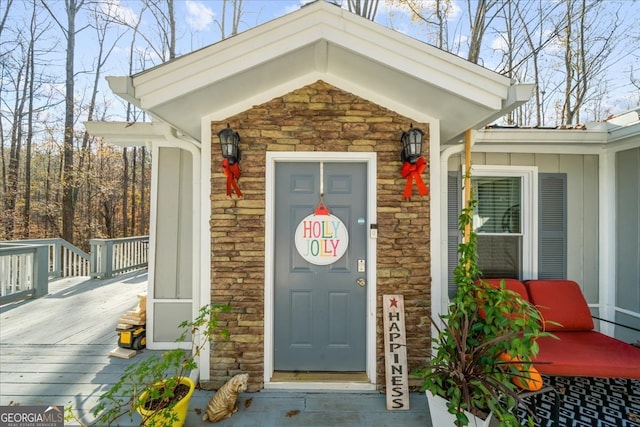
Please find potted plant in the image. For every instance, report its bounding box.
[66,303,230,427]
[414,192,551,427]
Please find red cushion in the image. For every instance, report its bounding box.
[480,279,530,302]
[526,280,594,331]
[534,331,640,379]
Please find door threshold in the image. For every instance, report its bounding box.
[272,371,368,382]
[266,371,376,391]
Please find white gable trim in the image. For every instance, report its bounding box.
[132,4,510,110]
[108,1,531,143]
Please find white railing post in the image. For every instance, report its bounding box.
[33,245,49,297]
[0,243,48,303]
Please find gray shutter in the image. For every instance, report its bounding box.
[538,173,567,279]
[448,172,461,297]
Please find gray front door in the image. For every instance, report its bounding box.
[274,162,367,371]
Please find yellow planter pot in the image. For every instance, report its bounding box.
[137,377,195,427]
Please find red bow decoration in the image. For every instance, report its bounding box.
[400,156,429,200]
[222,159,242,198]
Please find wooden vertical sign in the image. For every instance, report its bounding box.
[383,294,409,410]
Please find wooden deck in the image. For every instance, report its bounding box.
[0,272,155,423]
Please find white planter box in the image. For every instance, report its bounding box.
[426,392,494,427]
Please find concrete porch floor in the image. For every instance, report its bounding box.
[0,272,429,426]
[186,390,429,427]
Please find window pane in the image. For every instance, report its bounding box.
[472,177,521,234]
[473,175,523,280]
[477,235,522,279]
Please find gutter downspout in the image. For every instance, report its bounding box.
[436,141,468,321]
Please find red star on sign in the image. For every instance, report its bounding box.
[389,298,398,308]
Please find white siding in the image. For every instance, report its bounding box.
[153,147,194,343]
[615,147,640,341]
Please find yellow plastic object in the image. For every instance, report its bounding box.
[119,330,132,345]
[117,326,146,349]
[137,377,195,427]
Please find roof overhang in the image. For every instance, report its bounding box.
[593,108,640,145]
[105,1,532,144]
[469,106,640,154]
[84,121,168,147]
[475,127,607,146]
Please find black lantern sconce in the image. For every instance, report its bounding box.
[217,123,243,198]
[218,123,241,164]
[400,124,424,164]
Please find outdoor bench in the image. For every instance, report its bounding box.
[483,278,640,380]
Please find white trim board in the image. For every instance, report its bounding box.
[263,152,378,391]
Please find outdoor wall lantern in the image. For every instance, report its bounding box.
[218,124,242,198]
[218,123,241,164]
[400,124,428,200]
[400,124,424,164]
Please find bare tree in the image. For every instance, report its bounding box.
[385,0,455,50]
[144,0,177,61]
[3,40,27,239]
[214,0,245,40]
[41,0,88,244]
[632,67,640,91]
[21,0,39,237]
[559,0,619,125]
[466,0,505,64]
[0,0,14,38]
[491,0,565,126]
[346,0,379,21]
[75,3,128,242]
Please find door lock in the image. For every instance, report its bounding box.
[356,277,366,287]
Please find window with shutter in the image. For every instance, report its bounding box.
[447,167,568,288]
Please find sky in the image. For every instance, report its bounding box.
[3,0,640,127]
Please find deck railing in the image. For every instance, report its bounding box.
[90,236,149,279]
[0,238,91,280]
[1,236,148,303]
[0,243,49,304]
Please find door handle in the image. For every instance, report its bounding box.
[356,277,366,287]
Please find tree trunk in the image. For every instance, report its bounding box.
[140,147,147,235]
[122,147,129,235]
[22,3,37,238]
[60,0,79,244]
[131,147,137,234]
[4,51,27,239]
[168,0,175,59]
[467,0,488,64]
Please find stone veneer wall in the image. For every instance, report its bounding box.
[209,80,430,392]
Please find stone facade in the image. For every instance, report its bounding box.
[209,80,430,392]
